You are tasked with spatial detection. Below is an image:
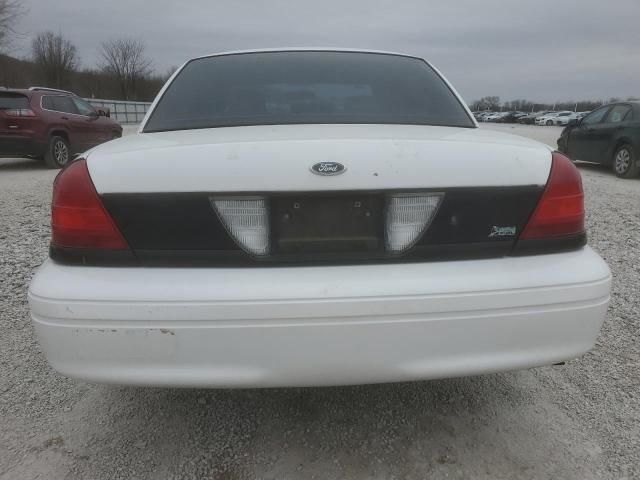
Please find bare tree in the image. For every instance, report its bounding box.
[0,0,25,52]
[479,96,501,110]
[100,39,152,100]
[31,31,78,88]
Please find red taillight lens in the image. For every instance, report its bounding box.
[4,108,36,117]
[520,152,584,239]
[51,159,128,249]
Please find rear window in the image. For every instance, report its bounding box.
[143,51,474,132]
[0,93,29,110]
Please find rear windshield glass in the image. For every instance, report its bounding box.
[143,51,474,132]
[0,94,29,110]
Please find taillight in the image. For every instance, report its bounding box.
[520,152,584,239]
[51,159,129,249]
[4,108,36,117]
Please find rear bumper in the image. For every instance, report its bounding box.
[0,135,46,158]
[29,248,611,387]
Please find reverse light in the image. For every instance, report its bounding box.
[211,197,270,256]
[51,159,128,249]
[385,193,443,252]
[520,152,584,239]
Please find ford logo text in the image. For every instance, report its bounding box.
[310,162,346,176]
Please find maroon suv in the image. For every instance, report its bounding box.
[0,87,123,168]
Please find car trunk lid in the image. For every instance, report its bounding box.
[88,124,551,192]
[80,124,552,266]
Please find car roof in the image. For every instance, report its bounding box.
[193,47,422,62]
[618,101,640,112]
[600,101,640,108]
[0,87,75,97]
[594,101,640,115]
[627,102,640,115]
[0,88,33,96]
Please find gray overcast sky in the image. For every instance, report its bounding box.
[15,0,640,103]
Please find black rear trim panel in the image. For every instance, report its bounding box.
[512,232,587,255]
[50,246,137,266]
[101,194,238,250]
[49,186,588,267]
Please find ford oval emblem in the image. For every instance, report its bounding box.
[311,162,346,176]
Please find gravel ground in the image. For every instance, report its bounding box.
[1,124,638,479]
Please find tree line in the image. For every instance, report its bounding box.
[469,96,640,113]
[1,31,166,101]
[0,4,166,101]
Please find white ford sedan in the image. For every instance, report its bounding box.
[29,49,611,387]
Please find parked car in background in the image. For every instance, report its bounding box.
[558,101,640,178]
[29,49,610,388]
[553,112,580,126]
[483,112,506,122]
[495,111,527,123]
[0,87,122,168]
[477,112,495,121]
[518,111,553,125]
[475,111,496,122]
[536,111,572,126]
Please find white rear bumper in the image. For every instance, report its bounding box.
[29,248,611,387]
